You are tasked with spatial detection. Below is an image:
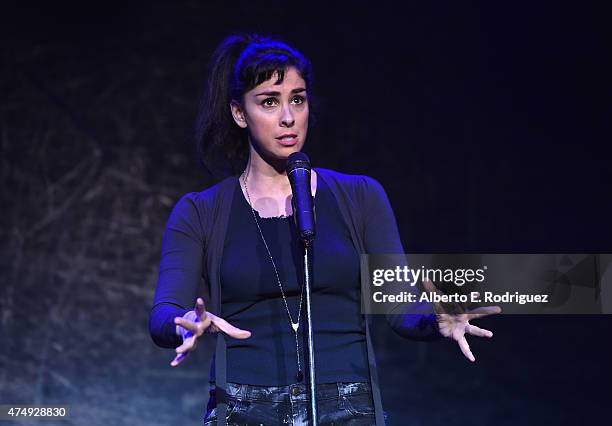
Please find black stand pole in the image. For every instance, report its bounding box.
[302,242,318,425]
[287,152,318,425]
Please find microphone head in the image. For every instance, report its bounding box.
[286,151,311,174]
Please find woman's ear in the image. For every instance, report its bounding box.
[230,100,248,129]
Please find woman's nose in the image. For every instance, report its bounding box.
[280,105,295,127]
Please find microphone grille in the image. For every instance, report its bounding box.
[286,152,311,173]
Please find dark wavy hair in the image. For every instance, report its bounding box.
[195,33,314,179]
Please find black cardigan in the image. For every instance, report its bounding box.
[150,167,441,425]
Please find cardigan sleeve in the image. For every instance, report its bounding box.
[361,176,442,341]
[149,193,205,348]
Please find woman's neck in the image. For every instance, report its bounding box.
[243,154,292,197]
[240,149,317,218]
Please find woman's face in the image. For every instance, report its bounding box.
[231,66,309,164]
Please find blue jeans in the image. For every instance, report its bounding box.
[203,381,386,425]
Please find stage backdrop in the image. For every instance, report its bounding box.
[1,1,610,425]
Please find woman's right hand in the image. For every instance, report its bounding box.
[171,297,251,367]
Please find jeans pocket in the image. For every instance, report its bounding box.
[203,398,240,426]
[343,392,375,416]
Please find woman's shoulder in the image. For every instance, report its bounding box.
[189,175,237,202]
[315,167,386,196]
[169,175,238,218]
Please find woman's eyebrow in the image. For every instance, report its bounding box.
[254,88,306,96]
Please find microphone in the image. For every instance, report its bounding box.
[286,152,316,244]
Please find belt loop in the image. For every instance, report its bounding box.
[336,382,346,411]
[236,383,247,413]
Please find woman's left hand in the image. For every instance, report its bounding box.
[423,279,502,362]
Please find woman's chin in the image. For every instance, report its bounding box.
[275,145,302,159]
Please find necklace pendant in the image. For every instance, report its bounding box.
[291,322,299,332]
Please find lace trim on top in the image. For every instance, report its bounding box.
[253,209,293,220]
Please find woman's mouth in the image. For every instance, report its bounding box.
[275,134,298,146]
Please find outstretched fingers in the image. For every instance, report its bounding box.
[466,305,502,319]
[174,317,201,334]
[169,298,212,368]
[209,314,251,339]
[175,335,197,354]
[457,333,476,363]
[170,352,187,367]
[169,303,251,368]
[465,323,493,338]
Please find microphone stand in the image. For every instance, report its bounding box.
[301,238,318,426]
[287,153,318,425]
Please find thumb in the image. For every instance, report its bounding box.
[422,278,445,315]
[195,297,206,320]
[422,278,437,293]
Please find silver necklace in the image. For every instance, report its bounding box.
[241,166,305,382]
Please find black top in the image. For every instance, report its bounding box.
[150,168,442,425]
[220,177,369,385]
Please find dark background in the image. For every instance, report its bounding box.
[1,1,611,425]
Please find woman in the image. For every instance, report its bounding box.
[149,33,500,426]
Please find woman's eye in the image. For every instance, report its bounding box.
[292,95,305,104]
[261,96,305,108]
[262,98,278,107]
